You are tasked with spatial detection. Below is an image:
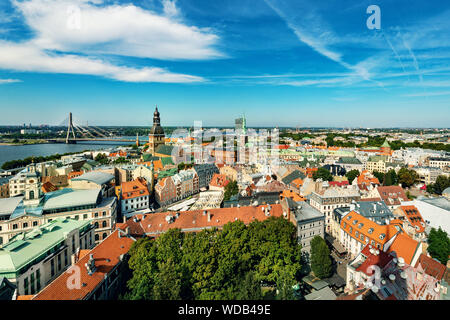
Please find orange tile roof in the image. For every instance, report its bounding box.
[77,249,90,261]
[68,171,83,179]
[125,204,285,236]
[16,295,33,300]
[209,173,230,189]
[33,230,135,300]
[385,232,420,265]
[121,178,149,200]
[399,205,426,233]
[291,178,303,188]
[357,170,380,185]
[341,211,401,247]
[42,181,57,193]
[281,189,305,202]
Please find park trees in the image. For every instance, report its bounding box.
[310,236,332,279]
[123,217,303,300]
[427,227,450,265]
[345,169,360,184]
[313,167,333,182]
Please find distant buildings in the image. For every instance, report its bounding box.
[147,106,166,155]
[155,169,199,207]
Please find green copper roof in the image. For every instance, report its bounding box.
[0,218,90,275]
[381,140,391,148]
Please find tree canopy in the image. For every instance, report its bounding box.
[123,217,303,300]
[310,236,332,279]
[397,168,418,188]
[427,227,450,265]
[223,180,239,201]
[427,176,450,195]
[313,167,333,182]
[345,169,360,184]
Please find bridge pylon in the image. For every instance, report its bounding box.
[65,112,77,144]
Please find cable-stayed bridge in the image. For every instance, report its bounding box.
[50,112,137,144]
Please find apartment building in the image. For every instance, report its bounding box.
[0,217,94,296]
[120,178,150,216]
[309,185,361,233]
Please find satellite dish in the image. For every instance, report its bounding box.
[372,285,379,293]
[393,258,398,263]
[366,282,373,288]
[400,272,407,279]
[389,274,396,281]
[381,280,386,285]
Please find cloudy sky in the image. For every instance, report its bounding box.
[0,0,449,127]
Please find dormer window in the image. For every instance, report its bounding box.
[358,223,364,228]
[352,220,358,225]
[368,228,374,234]
[379,233,386,240]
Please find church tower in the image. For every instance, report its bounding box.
[148,105,165,155]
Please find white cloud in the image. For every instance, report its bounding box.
[0,0,221,83]
[404,91,450,97]
[0,40,204,83]
[12,0,222,60]
[0,78,22,84]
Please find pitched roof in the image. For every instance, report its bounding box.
[356,244,394,276]
[377,186,408,206]
[385,232,420,265]
[282,170,306,185]
[121,179,149,200]
[155,144,174,156]
[125,204,285,236]
[399,205,426,233]
[414,254,446,281]
[33,229,135,300]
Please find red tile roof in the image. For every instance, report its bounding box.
[209,173,230,189]
[33,230,135,300]
[377,186,408,206]
[125,204,286,236]
[356,244,394,276]
[415,254,446,281]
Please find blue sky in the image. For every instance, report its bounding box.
[0,0,449,127]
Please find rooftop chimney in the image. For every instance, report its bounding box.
[207,212,211,222]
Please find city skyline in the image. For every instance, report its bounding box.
[1,0,450,127]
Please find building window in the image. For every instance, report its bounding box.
[12,224,18,230]
[33,221,38,226]
[102,221,107,228]
[57,254,61,271]
[51,259,55,277]
[64,249,68,266]
[23,222,28,228]
[94,222,99,228]
[24,278,29,295]
[103,232,107,239]
[36,269,41,292]
[30,273,35,294]
[95,234,99,242]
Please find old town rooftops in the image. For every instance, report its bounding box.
[32,229,134,300]
[124,204,286,236]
